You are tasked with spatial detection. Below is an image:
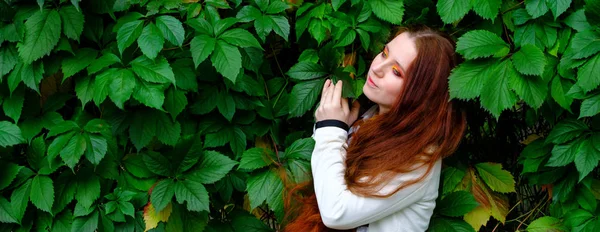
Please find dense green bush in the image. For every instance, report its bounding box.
[0,0,599,231]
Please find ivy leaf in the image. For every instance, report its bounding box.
[266,1,289,14]
[174,179,209,212]
[137,23,165,59]
[579,93,600,118]
[285,138,315,160]
[129,110,157,150]
[429,217,476,232]
[475,163,516,193]
[75,76,94,108]
[60,133,87,170]
[508,73,548,109]
[437,191,479,217]
[116,20,144,55]
[150,179,175,212]
[525,0,550,19]
[286,62,328,80]
[164,87,188,119]
[219,28,262,49]
[436,0,471,24]
[369,0,404,24]
[61,48,99,80]
[472,0,501,20]
[108,69,136,109]
[546,0,572,19]
[0,121,25,147]
[30,175,54,213]
[143,151,171,176]
[92,68,116,106]
[584,0,600,26]
[0,44,18,78]
[576,54,600,93]
[236,5,262,22]
[547,138,583,167]
[190,34,216,68]
[239,148,273,170]
[0,196,17,223]
[84,134,108,165]
[214,18,239,37]
[551,76,574,111]
[155,112,181,146]
[246,169,283,210]
[526,216,566,232]
[131,55,176,85]
[448,60,492,100]
[254,15,273,42]
[566,31,600,60]
[210,40,242,83]
[545,119,589,144]
[332,0,347,11]
[0,163,23,191]
[48,121,79,138]
[133,80,166,110]
[11,179,32,223]
[76,170,100,210]
[270,15,290,41]
[59,5,84,41]
[564,9,593,32]
[480,60,518,118]
[18,9,61,64]
[186,151,237,184]
[71,210,99,232]
[456,30,510,59]
[512,44,546,76]
[87,53,121,75]
[155,16,185,46]
[288,79,324,117]
[574,139,600,181]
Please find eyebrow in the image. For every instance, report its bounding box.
[385,45,407,74]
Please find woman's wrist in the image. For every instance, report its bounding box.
[315,119,349,131]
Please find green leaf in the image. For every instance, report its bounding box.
[547,138,583,167]
[164,87,188,119]
[174,179,209,212]
[472,0,501,20]
[137,23,165,59]
[30,175,54,213]
[0,46,18,78]
[52,209,73,231]
[155,15,185,46]
[286,62,327,80]
[187,151,237,184]
[129,111,156,150]
[48,132,76,166]
[87,53,121,75]
[369,0,404,24]
[131,55,176,85]
[0,196,17,223]
[564,9,593,32]
[239,148,273,170]
[526,216,565,232]
[480,59,518,118]
[71,210,99,232]
[332,0,347,11]
[574,139,600,181]
[155,112,181,146]
[456,30,510,59]
[270,15,290,41]
[285,138,315,160]
[48,120,79,138]
[75,76,94,108]
[143,151,171,176]
[551,76,574,111]
[236,5,262,22]
[151,179,175,212]
[266,1,289,14]
[448,60,492,100]
[172,59,198,91]
[92,68,116,106]
[585,0,600,26]
[60,133,87,170]
[475,163,516,193]
[246,169,283,210]
[190,34,216,68]
[124,154,154,178]
[546,0,572,19]
[288,79,324,117]
[437,191,479,217]
[108,69,136,109]
[11,179,31,223]
[255,15,273,42]
[525,0,549,19]
[436,0,471,24]
[211,40,242,83]
[116,20,144,55]
[18,9,61,64]
[0,163,23,191]
[512,44,546,76]
[567,31,600,60]
[508,73,548,109]
[3,84,24,123]
[59,5,84,41]
[429,217,476,232]
[580,93,600,118]
[133,80,166,110]
[84,134,108,165]
[220,29,262,49]
[545,119,588,144]
[76,170,100,210]
[356,29,370,50]
[576,54,600,93]
[0,121,25,147]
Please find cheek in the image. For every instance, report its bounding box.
[383,78,404,97]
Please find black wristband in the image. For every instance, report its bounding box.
[315,120,349,131]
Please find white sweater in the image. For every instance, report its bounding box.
[311,124,442,232]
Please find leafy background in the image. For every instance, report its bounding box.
[0,0,599,231]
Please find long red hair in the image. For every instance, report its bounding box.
[283,26,467,231]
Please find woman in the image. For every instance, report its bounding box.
[284,26,467,232]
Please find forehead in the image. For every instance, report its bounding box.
[387,32,418,69]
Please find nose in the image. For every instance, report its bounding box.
[371,57,391,78]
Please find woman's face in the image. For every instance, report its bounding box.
[363,32,418,114]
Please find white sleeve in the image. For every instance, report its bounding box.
[311,126,432,230]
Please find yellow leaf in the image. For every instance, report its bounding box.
[143,202,173,231]
[463,206,490,231]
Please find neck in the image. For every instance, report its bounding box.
[377,105,388,115]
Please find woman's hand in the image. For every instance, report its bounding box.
[315,79,361,126]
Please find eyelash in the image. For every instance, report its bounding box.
[381,48,402,77]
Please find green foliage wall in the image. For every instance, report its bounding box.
[0,0,599,231]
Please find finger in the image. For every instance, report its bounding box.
[320,79,330,102]
[324,81,334,105]
[331,80,343,106]
[341,97,349,114]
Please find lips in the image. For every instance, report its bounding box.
[367,76,377,88]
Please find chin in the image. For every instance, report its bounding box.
[363,84,377,104]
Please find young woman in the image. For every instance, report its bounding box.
[284,26,467,232]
